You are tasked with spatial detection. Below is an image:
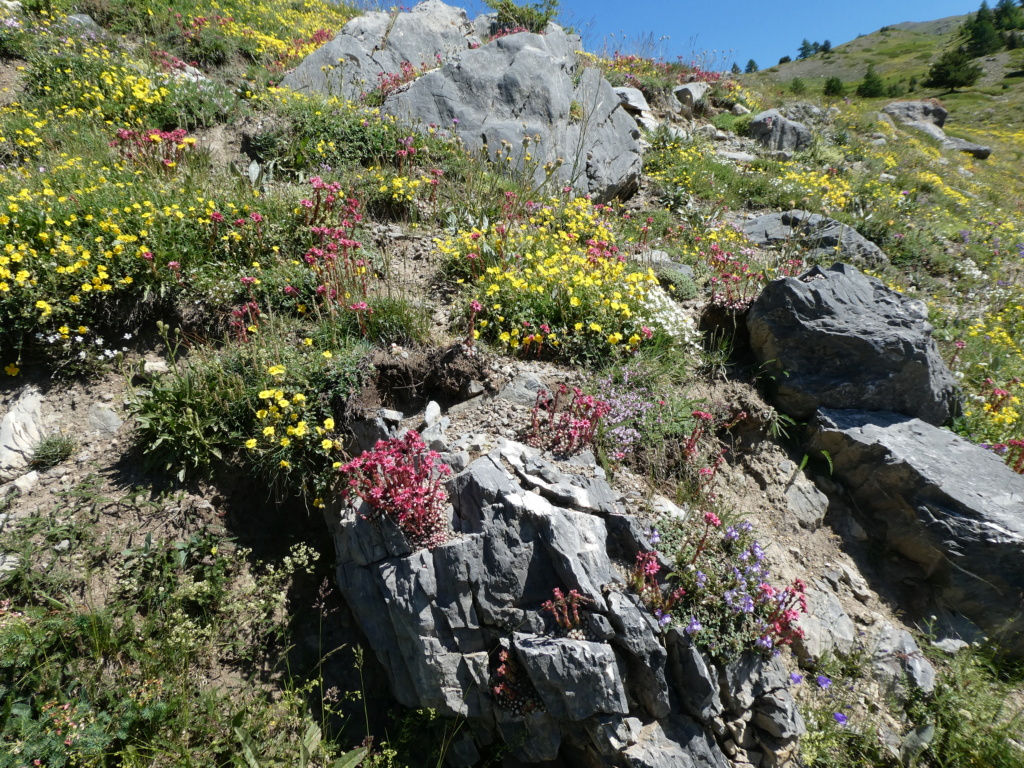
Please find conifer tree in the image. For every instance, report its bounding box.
[856,65,885,97]
[924,46,984,91]
[823,76,845,97]
[994,0,1024,29]
[745,59,759,73]
[964,1,1004,56]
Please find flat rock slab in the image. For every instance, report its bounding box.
[809,408,1024,655]
[747,263,959,425]
[742,209,887,267]
[883,100,948,127]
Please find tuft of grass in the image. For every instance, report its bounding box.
[29,434,78,470]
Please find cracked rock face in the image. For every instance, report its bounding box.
[809,408,1024,656]
[383,30,641,202]
[747,263,960,425]
[326,439,803,765]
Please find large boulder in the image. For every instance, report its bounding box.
[882,101,991,159]
[281,2,641,201]
[748,109,811,152]
[280,0,475,99]
[673,82,711,118]
[742,209,888,267]
[382,30,641,201]
[883,100,948,127]
[808,408,1024,656]
[747,263,960,425]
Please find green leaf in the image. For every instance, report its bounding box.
[234,726,263,768]
[330,747,369,768]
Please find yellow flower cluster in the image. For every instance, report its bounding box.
[248,383,341,465]
[437,197,660,360]
[175,0,355,67]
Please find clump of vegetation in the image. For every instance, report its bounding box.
[484,0,559,34]
[29,433,77,470]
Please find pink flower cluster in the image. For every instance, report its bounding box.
[526,385,610,455]
[340,431,451,551]
[704,242,765,312]
[541,587,592,630]
[757,579,808,649]
[109,128,193,172]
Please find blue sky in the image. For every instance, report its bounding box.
[448,0,979,70]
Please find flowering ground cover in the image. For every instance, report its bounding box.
[2,2,1024,764]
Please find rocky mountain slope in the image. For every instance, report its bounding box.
[0,2,1023,767]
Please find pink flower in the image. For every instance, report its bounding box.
[703,511,721,527]
[167,261,180,270]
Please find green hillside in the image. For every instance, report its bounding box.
[749,11,1024,133]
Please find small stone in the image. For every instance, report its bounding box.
[144,360,169,375]
[379,408,403,424]
[441,451,470,473]
[423,401,441,428]
[932,637,969,655]
[13,471,38,495]
[53,539,71,552]
[88,402,123,436]
[464,379,485,397]
[0,552,21,583]
[101,392,114,402]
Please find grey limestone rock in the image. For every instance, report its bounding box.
[747,263,960,424]
[809,408,1024,656]
[666,629,723,722]
[498,373,547,406]
[615,86,650,112]
[673,82,711,118]
[942,136,991,159]
[0,387,44,482]
[513,633,629,720]
[784,472,829,530]
[742,209,888,267]
[793,587,856,662]
[281,0,474,99]
[383,30,641,201]
[327,440,812,761]
[749,109,811,152]
[623,716,730,768]
[871,622,936,694]
[752,690,806,741]
[883,100,948,127]
[720,652,790,713]
[88,402,123,436]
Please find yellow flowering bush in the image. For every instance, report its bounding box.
[437,196,662,362]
